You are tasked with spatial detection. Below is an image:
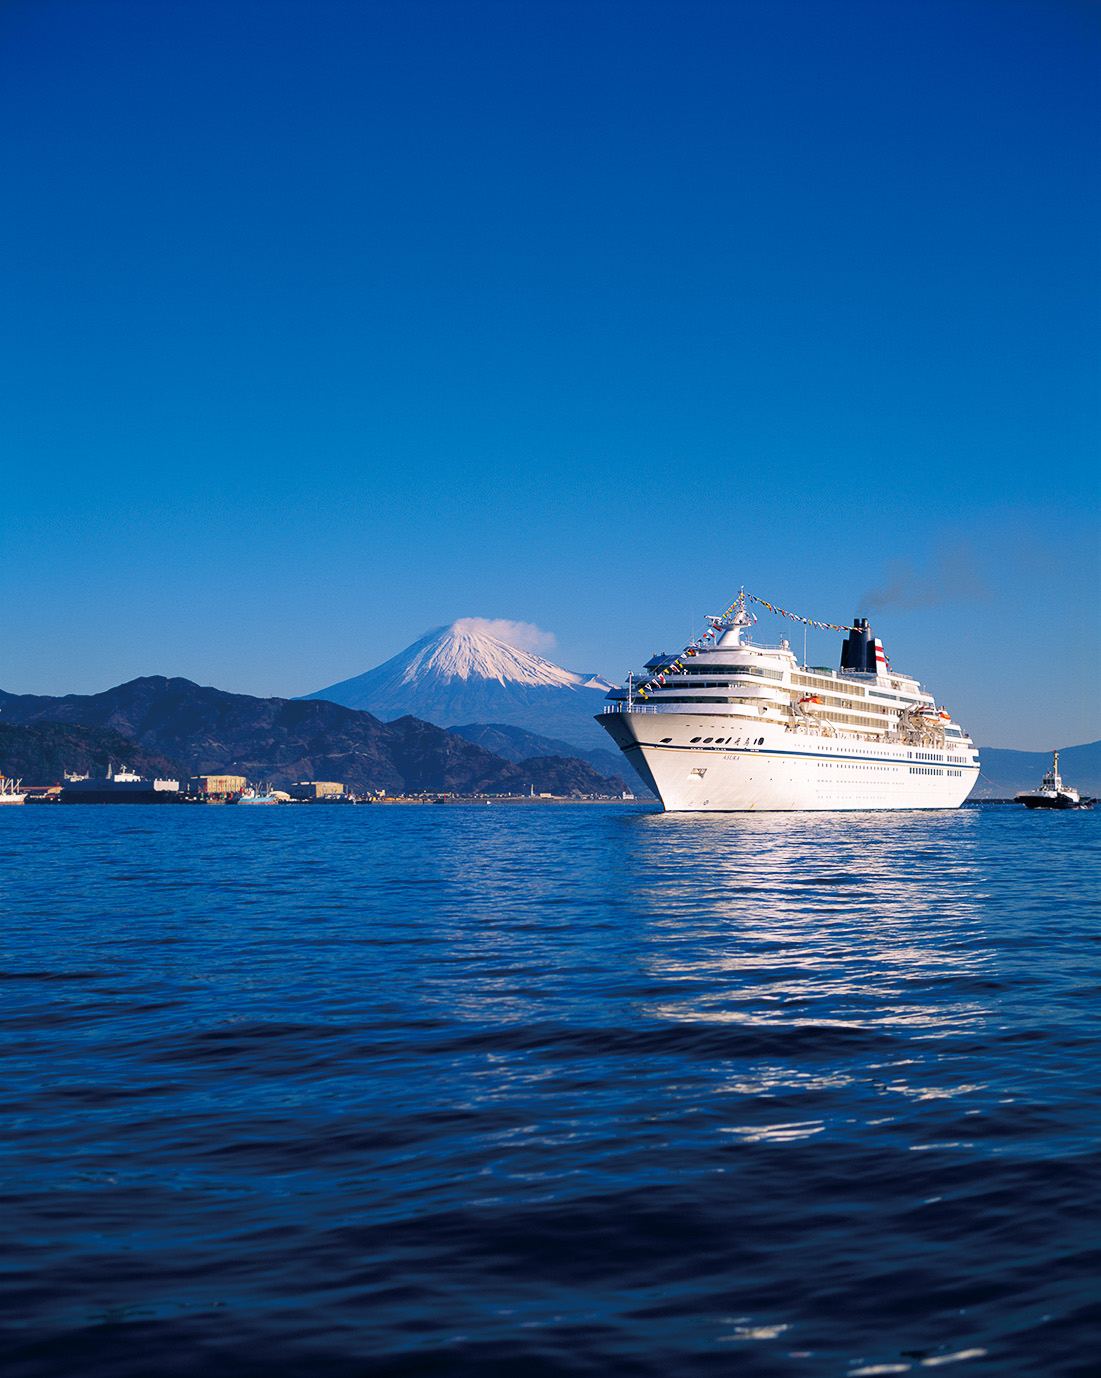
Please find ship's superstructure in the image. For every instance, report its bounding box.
[597,596,979,812]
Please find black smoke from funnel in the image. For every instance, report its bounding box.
[862,546,990,613]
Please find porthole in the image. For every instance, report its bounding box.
[690,737,701,743]
[660,737,672,743]
[703,737,713,743]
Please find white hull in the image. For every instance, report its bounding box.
[599,711,978,812]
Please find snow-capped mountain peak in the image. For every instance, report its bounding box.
[302,620,616,747]
[395,622,595,689]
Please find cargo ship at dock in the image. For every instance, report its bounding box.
[61,766,181,804]
[597,594,979,812]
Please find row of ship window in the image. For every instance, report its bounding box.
[635,692,961,742]
[639,697,890,732]
[683,658,788,675]
[664,664,785,681]
[639,695,770,705]
[801,696,888,715]
[790,678,929,711]
[647,681,892,718]
[659,735,766,746]
[792,673,866,697]
[811,711,887,729]
[664,668,925,711]
[817,763,893,770]
[652,669,937,726]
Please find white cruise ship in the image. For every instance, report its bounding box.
[596,597,979,812]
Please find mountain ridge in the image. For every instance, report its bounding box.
[0,721,185,786]
[971,741,1101,799]
[446,721,652,796]
[0,678,628,796]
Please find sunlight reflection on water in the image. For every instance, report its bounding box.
[0,803,1094,1378]
[625,811,991,1035]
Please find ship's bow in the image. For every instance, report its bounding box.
[595,710,664,804]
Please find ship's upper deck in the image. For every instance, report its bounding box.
[603,606,966,746]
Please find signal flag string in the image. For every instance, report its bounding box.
[739,593,860,634]
[634,591,863,699]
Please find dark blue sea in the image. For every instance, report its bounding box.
[1,802,1097,1378]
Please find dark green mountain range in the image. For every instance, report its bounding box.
[446,721,651,794]
[0,679,627,796]
[0,722,185,786]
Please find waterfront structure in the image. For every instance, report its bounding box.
[188,774,247,798]
[61,766,181,804]
[597,598,979,812]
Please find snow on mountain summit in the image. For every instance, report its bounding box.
[301,621,616,747]
[396,621,593,689]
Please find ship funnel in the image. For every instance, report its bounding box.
[840,617,876,672]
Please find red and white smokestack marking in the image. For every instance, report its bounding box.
[874,639,887,668]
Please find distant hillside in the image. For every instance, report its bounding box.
[448,722,652,796]
[0,722,185,787]
[0,679,626,797]
[302,621,615,748]
[973,741,1101,799]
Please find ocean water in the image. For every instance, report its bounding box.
[0,802,1096,1378]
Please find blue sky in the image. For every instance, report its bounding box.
[1,0,1097,750]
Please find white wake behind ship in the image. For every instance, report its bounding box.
[597,597,979,812]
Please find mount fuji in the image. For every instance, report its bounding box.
[302,621,617,748]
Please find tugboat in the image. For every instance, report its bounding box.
[1015,752,1095,810]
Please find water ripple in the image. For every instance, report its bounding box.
[0,802,1096,1377]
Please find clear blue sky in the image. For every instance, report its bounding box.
[1,0,1097,750]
